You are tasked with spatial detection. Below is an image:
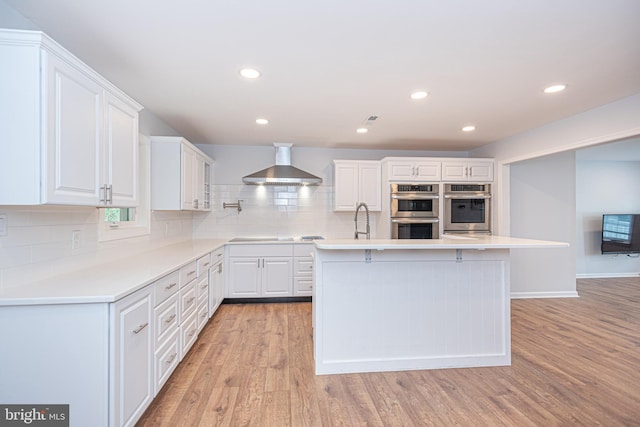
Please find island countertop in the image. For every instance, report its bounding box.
[314,235,569,250]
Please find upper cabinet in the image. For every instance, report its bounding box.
[0,29,142,206]
[333,160,381,211]
[385,159,442,182]
[150,136,213,211]
[441,160,494,182]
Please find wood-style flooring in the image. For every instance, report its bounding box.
[137,278,640,426]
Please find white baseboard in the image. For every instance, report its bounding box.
[576,272,640,279]
[511,291,579,299]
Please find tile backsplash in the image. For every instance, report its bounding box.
[0,183,377,290]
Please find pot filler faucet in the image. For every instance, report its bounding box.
[354,202,370,240]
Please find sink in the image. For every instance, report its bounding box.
[229,236,294,242]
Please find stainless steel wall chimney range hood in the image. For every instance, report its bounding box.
[242,143,322,186]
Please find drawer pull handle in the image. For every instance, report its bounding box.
[201,284,208,290]
[165,314,177,324]
[203,262,210,267]
[165,282,178,290]
[132,323,149,334]
[187,270,196,276]
[187,297,196,305]
[166,353,178,364]
[188,329,197,337]
[201,312,207,318]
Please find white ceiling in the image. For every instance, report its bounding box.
[5,0,640,151]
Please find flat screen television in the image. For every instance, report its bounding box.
[601,214,640,254]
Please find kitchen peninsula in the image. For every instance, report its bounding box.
[312,235,568,375]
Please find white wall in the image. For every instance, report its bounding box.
[509,152,577,297]
[575,160,640,277]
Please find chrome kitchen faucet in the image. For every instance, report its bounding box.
[354,202,370,240]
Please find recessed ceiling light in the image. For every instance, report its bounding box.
[462,125,476,132]
[544,84,567,94]
[239,68,261,79]
[356,128,368,134]
[255,118,269,125]
[410,91,429,100]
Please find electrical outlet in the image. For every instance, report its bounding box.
[71,230,81,249]
[0,213,7,237]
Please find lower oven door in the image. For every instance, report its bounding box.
[391,218,440,239]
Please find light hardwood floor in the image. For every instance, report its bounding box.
[137,278,640,426]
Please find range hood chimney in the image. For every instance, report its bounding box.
[242,143,322,186]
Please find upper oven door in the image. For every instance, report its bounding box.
[391,194,439,218]
[443,194,491,232]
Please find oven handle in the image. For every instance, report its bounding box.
[391,194,439,200]
[444,194,491,199]
[391,218,440,223]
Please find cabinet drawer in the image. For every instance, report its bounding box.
[154,271,180,306]
[154,293,179,348]
[211,247,224,265]
[179,261,198,287]
[180,311,199,360]
[294,277,313,295]
[293,244,314,257]
[197,300,208,332]
[179,280,197,320]
[197,274,209,306]
[228,244,293,257]
[154,329,179,395]
[197,253,211,276]
[294,258,313,276]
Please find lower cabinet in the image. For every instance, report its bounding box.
[227,244,294,298]
[111,286,154,427]
[209,247,225,316]
[294,244,314,296]
[0,247,225,427]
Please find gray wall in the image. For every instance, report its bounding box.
[509,151,577,297]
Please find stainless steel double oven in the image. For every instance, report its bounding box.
[390,184,440,239]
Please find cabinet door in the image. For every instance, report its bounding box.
[181,145,196,210]
[468,161,494,181]
[334,161,358,211]
[358,163,381,211]
[228,258,260,297]
[209,262,224,316]
[111,287,153,427]
[262,257,293,296]
[44,53,102,205]
[441,161,468,181]
[387,161,414,181]
[104,92,138,207]
[414,161,441,181]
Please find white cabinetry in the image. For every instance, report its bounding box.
[441,160,493,181]
[209,247,225,316]
[111,286,154,427]
[150,136,213,211]
[0,29,141,206]
[385,159,441,182]
[227,244,294,298]
[333,160,381,211]
[294,244,314,296]
[178,262,199,359]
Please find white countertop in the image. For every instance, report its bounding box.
[314,235,569,250]
[0,239,227,306]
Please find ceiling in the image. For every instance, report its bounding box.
[5,0,640,151]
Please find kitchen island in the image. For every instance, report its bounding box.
[312,235,568,375]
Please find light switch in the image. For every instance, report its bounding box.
[0,213,7,237]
